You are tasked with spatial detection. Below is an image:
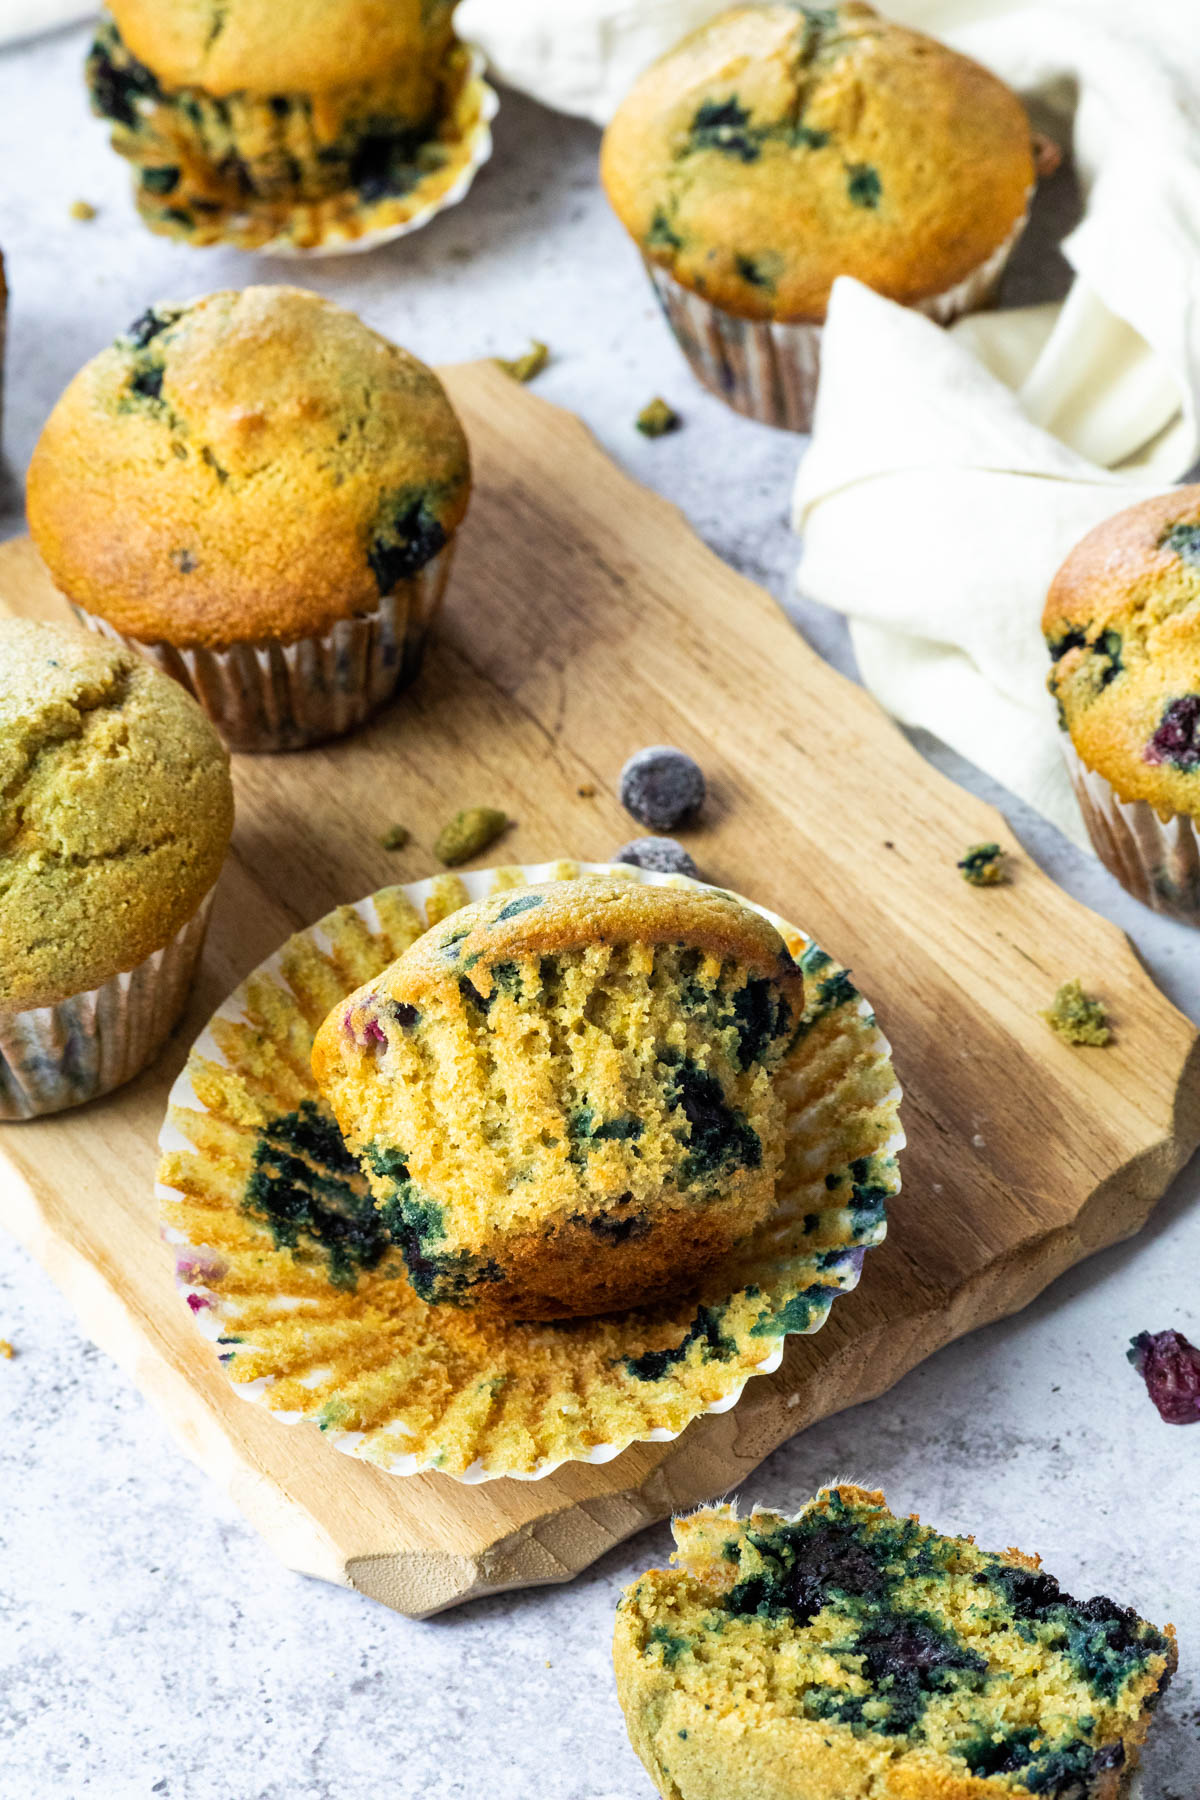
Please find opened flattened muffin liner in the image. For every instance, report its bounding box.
[125,44,497,257]
[0,889,214,1121]
[1062,735,1200,926]
[157,862,903,1482]
[71,541,455,754]
[644,197,1030,433]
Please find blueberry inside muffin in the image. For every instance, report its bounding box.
[615,1486,1175,1800]
[311,876,805,1319]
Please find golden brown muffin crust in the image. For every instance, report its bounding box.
[601,1,1033,322]
[27,286,471,649]
[0,619,233,1011]
[390,875,806,1011]
[1043,485,1200,817]
[109,0,457,98]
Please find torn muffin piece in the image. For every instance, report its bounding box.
[615,1484,1175,1800]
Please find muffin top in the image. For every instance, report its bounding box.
[312,876,804,1318]
[600,1,1033,323]
[26,286,471,649]
[0,619,233,1012]
[106,0,458,97]
[1044,486,1200,818]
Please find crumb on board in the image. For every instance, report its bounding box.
[494,340,549,383]
[577,783,597,799]
[1039,978,1112,1046]
[0,1339,13,1359]
[434,807,510,868]
[379,824,411,851]
[957,843,1008,886]
[636,397,681,438]
[69,199,97,221]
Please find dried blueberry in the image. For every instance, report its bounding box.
[613,837,699,878]
[619,746,706,830]
[1144,695,1200,772]
[1128,1329,1200,1424]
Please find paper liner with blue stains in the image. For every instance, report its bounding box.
[131,45,497,256]
[157,863,904,1482]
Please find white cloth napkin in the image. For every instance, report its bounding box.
[0,0,89,44]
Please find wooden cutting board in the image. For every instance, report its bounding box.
[1,362,1197,1620]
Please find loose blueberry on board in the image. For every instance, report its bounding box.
[619,746,706,830]
[1128,1329,1200,1424]
[613,837,699,878]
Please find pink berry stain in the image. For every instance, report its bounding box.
[1128,1330,1200,1424]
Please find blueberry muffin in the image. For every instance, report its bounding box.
[311,875,805,1319]
[615,1485,1176,1800]
[0,618,233,1117]
[600,2,1034,430]
[27,286,471,752]
[86,1,495,251]
[1044,486,1200,924]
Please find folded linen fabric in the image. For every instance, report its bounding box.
[0,0,90,44]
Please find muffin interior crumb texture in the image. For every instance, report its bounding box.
[0,619,232,1012]
[311,877,805,1317]
[1039,979,1112,1047]
[615,1485,1176,1800]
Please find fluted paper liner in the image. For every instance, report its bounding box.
[157,863,904,1482]
[1062,736,1200,926]
[72,541,455,753]
[645,196,1030,433]
[131,45,497,256]
[1,890,214,1120]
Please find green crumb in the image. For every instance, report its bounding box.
[379,823,411,851]
[494,340,549,384]
[69,199,97,221]
[1040,978,1113,1047]
[636,398,681,438]
[957,843,1008,887]
[434,807,510,867]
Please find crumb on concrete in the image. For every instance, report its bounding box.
[0,1339,13,1359]
[69,199,97,221]
[636,397,681,438]
[1039,978,1112,1046]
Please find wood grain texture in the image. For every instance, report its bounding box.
[1,363,1197,1619]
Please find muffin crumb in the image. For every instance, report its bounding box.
[1040,978,1112,1046]
[379,824,411,851]
[0,1340,13,1359]
[69,199,97,221]
[636,398,680,438]
[494,340,549,384]
[957,843,1007,886]
[434,807,510,867]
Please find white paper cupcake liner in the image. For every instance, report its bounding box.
[0,890,214,1121]
[157,861,904,1483]
[70,540,455,753]
[1062,736,1200,926]
[644,198,1030,433]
